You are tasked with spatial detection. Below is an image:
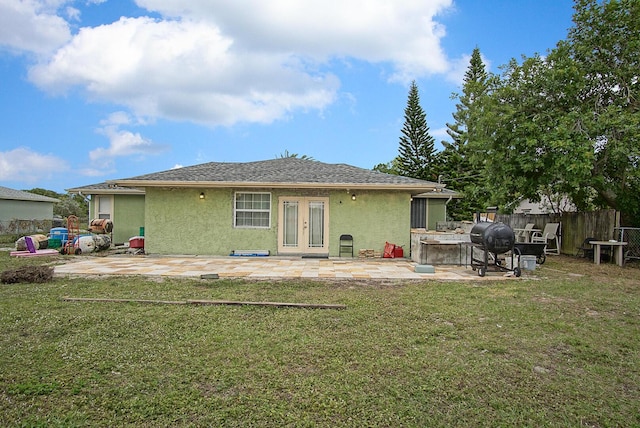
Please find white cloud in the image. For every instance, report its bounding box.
[65,6,80,21]
[29,16,339,126]
[0,147,69,182]
[100,111,133,127]
[136,0,453,80]
[26,0,455,127]
[77,167,113,177]
[91,113,169,161]
[431,126,450,143]
[0,0,71,54]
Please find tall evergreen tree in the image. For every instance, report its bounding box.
[438,47,491,220]
[396,81,436,180]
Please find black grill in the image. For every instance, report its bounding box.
[470,222,520,277]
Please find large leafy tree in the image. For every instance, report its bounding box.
[472,0,640,223]
[438,47,492,220]
[568,0,640,223]
[396,81,437,180]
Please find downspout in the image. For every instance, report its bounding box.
[444,195,453,220]
[77,191,90,203]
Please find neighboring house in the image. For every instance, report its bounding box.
[513,197,577,215]
[66,182,145,245]
[106,158,458,257]
[0,186,59,233]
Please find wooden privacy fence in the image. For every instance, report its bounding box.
[496,210,619,255]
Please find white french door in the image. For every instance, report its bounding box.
[278,197,329,254]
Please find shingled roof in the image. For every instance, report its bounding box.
[66,182,145,195]
[110,158,446,192]
[0,186,59,203]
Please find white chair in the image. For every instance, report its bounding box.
[516,223,536,242]
[531,223,560,255]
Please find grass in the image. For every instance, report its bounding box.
[1,251,639,427]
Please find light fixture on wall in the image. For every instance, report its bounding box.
[199,192,205,200]
[351,194,356,201]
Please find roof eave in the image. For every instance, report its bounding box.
[109,179,441,192]
[67,187,145,195]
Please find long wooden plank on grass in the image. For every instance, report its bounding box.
[62,296,346,310]
[187,299,347,310]
[62,296,187,305]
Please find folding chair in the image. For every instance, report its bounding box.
[339,234,354,257]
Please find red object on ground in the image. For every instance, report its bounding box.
[394,246,404,258]
[129,237,144,249]
[383,242,395,258]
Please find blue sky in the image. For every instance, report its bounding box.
[0,0,575,193]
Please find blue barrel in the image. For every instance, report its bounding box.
[50,227,69,243]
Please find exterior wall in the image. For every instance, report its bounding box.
[144,187,278,255]
[88,194,145,244]
[113,195,145,244]
[328,190,411,257]
[143,187,413,256]
[427,199,447,230]
[0,200,54,222]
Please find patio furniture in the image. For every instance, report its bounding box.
[590,240,627,266]
[575,237,597,259]
[513,223,538,242]
[339,234,354,257]
[531,223,560,255]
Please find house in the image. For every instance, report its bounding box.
[513,197,576,215]
[104,158,457,257]
[66,182,145,245]
[0,186,59,234]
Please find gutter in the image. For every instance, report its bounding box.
[108,180,440,193]
[77,191,91,203]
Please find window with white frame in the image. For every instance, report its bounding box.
[96,196,112,220]
[234,192,271,228]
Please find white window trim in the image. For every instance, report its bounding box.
[95,195,113,220]
[233,192,271,229]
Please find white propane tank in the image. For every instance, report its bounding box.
[75,235,96,254]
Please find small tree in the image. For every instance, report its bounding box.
[396,81,437,180]
[277,150,314,160]
[372,161,399,175]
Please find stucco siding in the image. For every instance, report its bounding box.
[113,195,145,244]
[143,187,417,256]
[329,190,410,256]
[0,200,54,223]
[428,199,447,230]
[144,188,277,255]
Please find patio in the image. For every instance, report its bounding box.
[52,255,518,280]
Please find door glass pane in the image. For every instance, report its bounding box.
[283,201,298,247]
[308,201,324,247]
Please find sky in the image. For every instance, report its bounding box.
[0,0,576,193]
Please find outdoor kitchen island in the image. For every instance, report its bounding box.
[410,226,472,266]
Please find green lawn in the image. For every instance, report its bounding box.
[1,252,639,427]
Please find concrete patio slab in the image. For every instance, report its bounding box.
[53,255,519,281]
